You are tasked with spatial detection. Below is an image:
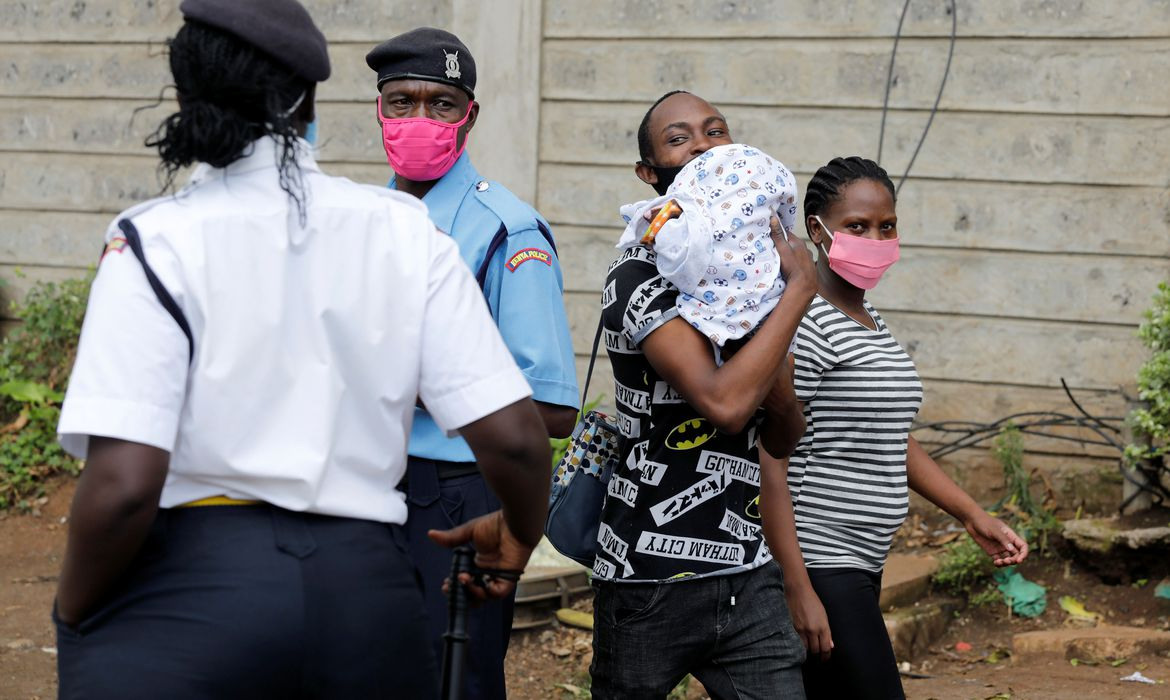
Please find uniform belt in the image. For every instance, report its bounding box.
[178,495,263,507]
[401,459,479,485]
[399,458,479,496]
[434,461,480,480]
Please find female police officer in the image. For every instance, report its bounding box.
[52,1,551,697]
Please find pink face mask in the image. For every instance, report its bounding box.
[814,216,900,290]
[377,97,473,181]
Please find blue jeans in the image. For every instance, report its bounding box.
[590,564,806,700]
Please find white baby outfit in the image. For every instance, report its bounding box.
[617,144,799,346]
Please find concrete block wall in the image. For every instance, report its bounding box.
[0,0,541,288]
[539,0,1170,511]
[0,0,1167,511]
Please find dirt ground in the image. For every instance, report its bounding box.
[2,479,1169,700]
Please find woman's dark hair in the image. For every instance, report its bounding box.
[145,20,311,218]
[803,156,896,219]
[636,89,690,164]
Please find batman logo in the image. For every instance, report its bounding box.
[744,495,761,520]
[667,572,696,580]
[665,418,717,451]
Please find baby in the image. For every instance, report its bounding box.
[617,143,798,347]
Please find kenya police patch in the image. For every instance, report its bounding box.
[505,247,551,271]
[101,236,128,260]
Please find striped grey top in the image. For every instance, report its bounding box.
[789,295,923,573]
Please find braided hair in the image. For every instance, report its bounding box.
[636,90,690,163]
[803,156,896,220]
[145,20,311,219]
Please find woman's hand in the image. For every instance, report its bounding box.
[786,581,833,661]
[56,437,169,631]
[964,512,1029,567]
[906,437,1028,567]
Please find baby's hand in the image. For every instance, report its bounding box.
[643,201,683,221]
[641,200,683,245]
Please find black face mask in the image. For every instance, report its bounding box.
[643,163,685,196]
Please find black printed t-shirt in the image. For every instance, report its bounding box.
[591,245,771,583]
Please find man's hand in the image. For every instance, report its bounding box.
[770,216,816,301]
[428,510,535,601]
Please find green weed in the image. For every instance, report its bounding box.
[1125,282,1170,478]
[0,272,92,511]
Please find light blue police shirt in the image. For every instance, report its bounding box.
[391,152,579,462]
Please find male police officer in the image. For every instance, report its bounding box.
[367,28,579,700]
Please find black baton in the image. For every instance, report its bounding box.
[441,546,474,700]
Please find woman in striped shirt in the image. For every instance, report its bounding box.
[760,156,1029,700]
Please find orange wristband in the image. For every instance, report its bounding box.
[641,200,682,246]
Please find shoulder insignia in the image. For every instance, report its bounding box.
[101,236,128,260]
[505,247,552,271]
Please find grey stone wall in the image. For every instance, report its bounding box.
[0,0,540,279]
[0,0,1166,509]
[539,0,1170,510]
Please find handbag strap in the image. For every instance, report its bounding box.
[581,316,604,408]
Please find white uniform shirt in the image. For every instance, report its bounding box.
[58,137,532,524]
[616,144,798,346]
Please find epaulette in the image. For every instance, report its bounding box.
[471,179,557,289]
[470,179,549,240]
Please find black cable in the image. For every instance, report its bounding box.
[1060,378,1122,434]
[876,0,910,165]
[914,406,1170,506]
[917,412,1126,459]
[874,7,1167,507]
[876,0,958,195]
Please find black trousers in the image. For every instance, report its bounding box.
[801,567,905,700]
[403,457,515,700]
[54,505,438,699]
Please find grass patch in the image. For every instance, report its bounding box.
[0,272,92,511]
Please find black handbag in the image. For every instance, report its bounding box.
[544,319,621,567]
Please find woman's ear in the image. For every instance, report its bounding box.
[293,84,316,136]
[301,84,317,124]
[805,215,825,245]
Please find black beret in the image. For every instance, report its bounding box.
[366,27,476,99]
[180,0,331,83]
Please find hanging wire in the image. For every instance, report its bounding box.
[876,5,1167,511]
[913,380,1170,510]
[876,0,911,165]
[876,0,958,195]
